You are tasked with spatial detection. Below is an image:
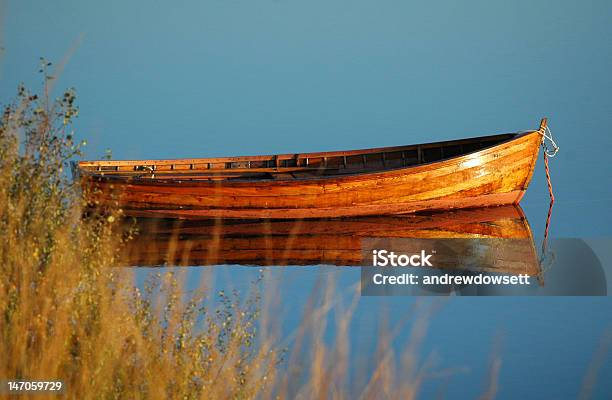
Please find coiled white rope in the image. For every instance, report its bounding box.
[540,125,559,158]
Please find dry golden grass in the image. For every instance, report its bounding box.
[0,69,504,399]
[0,71,282,399]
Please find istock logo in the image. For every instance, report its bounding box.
[372,249,434,267]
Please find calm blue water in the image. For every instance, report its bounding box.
[2,0,611,398]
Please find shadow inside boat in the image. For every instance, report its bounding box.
[119,205,542,278]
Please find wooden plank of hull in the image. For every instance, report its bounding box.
[78,133,514,169]
[82,130,542,218]
[121,205,540,276]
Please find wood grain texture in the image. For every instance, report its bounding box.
[121,205,540,276]
[78,124,544,218]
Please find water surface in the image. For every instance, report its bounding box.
[2,0,611,398]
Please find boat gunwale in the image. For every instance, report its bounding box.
[79,130,540,186]
[78,132,518,167]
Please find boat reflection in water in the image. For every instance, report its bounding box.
[121,205,541,279]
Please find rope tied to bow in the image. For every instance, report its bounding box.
[538,120,558,266]
[540,125,559,158]
[538,123,558,205]
[543,150,555,204]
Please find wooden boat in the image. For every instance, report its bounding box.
[75,119,547,219]
[120,206,541,277]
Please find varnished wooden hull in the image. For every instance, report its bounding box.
[121,206,540,277]
[79,125,544,219]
